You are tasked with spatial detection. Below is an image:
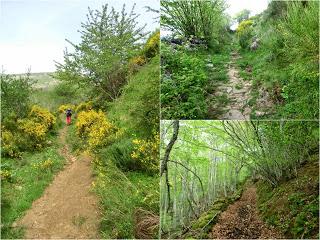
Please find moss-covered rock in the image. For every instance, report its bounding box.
[191,209,221,230]
[181,186,245,239]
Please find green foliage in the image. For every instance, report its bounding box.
[237,1,319,119]
[91,159,159,239]
[160,120,318,238]
[160,121,249,237]
[234,9,250,24]
[53,81,79,101]
[161,43,208,119]
[108,57,160,138]
[275,1,319,118]
[0,73,35,121]
[142,30,160,59]
[224,121,318,187]
[257,160,319,239]
[1,105,57,157]
[1,143,65,239]
[262,1,288,22]
[161,0,230,50]
[97,138,135,172]
[55,4,148,103]
[236,19,254,49]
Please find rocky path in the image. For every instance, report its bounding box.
[216,52,252,119]
[17,126,100,239]
[210,185,283,239]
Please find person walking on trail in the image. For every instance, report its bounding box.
[66,108,72,125]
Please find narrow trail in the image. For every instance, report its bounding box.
[216,52,252,119]
[210,185,283,239]
[17,125,100,239]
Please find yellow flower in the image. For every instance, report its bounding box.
[58,104,76,113]
[76,109,119,150]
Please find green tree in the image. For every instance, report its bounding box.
[0,72,35,122]
[55,4,148,104]
[161,0,229,50]
[234,9,250,23]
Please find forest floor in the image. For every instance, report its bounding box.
[215,51,252,119]
[210,185,283,239]
[16,125,100,239]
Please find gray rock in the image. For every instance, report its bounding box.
[255,111,266,117]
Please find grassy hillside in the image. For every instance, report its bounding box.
[257,156,319,239]
[14,72,58,89]
[92,56,160,238]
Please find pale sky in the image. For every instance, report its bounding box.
[0,0,159,74]
[226,0,269,17]
[226,0,269,29]
[161,0,269,36]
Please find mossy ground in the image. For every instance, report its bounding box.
[181,188,243,239]
[256,157,319,239]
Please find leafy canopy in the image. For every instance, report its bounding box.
[55,4,148,103]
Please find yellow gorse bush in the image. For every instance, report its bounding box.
[1,105,56,156]
[129,55,147,66]
[76,109,119,149]
[58,104,76,113]
[143,30,160,58]
[29,105,56,129]
[75,101,93,113]
[18,105,56,150]
[18,119,47,140]
[236,19,254,36]
[32,159,54,170]
[131,132,159,172]
[1,128,20,157]
[0,169,12,181]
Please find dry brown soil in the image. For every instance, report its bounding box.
[210,185,283,239]
[17,126,100,239]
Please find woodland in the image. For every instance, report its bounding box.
[160,120,319,239]
[1,4,159,239]
[160,0,319,119]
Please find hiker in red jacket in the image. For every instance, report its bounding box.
[65,109,72,125]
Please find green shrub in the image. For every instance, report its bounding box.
[108,56,159,138]
[98,138,136,171]
[161,43,208,119]
[142,30,160,59]
[161,0,230,51]
[53,81,78,100]
[236,19,254,49]
[91,160,159,239]
[0,73,35,121]
[276,1,319,118]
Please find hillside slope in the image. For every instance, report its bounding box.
[256,157,319,239]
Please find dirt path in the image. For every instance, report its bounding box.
[216,52,252,119]
[210,185,282,239]
[17,126,100,239]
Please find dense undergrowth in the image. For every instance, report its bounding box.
[161,0,319,119]
[1,115,65,239]
[161,43,231,119]
[160,0,232,119]
[65,59,160,238]
[257,156,319,239]
[2,4,160,239]
[235,1,319,119]
[160,120,318,239]
[57,11,160,236]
